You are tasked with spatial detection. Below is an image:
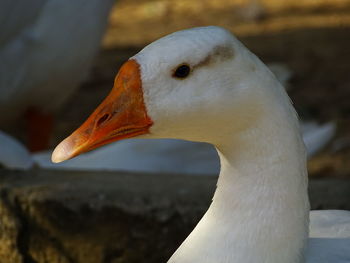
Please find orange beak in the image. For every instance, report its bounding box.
[52,59,153,163]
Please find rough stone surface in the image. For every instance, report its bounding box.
[0,168,349,263]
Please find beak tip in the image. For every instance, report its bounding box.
[51,138,74,163]
[51,147,66,163]
[51,152,63,163]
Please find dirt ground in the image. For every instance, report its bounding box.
[51,0,350,178]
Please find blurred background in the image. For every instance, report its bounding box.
[3,0,349,177]
[0,0,350,262]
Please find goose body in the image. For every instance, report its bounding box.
[52,27,350,262]
[0,0,114,125]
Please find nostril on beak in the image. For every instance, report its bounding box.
[96,113,110,127]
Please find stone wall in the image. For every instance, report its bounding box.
[0,168,349,263]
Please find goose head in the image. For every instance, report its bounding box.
[51,27,309,263]
[52,26,288,162]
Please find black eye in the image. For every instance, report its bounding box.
[173,64,191,79]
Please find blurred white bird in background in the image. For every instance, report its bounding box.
[0,0,115,153]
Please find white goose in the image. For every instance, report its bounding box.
[0,0,115,151]
[52,27,350,263]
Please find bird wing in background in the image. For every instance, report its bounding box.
[0,131,33,170]
[0,0,114,122]
[0,0,47,105]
